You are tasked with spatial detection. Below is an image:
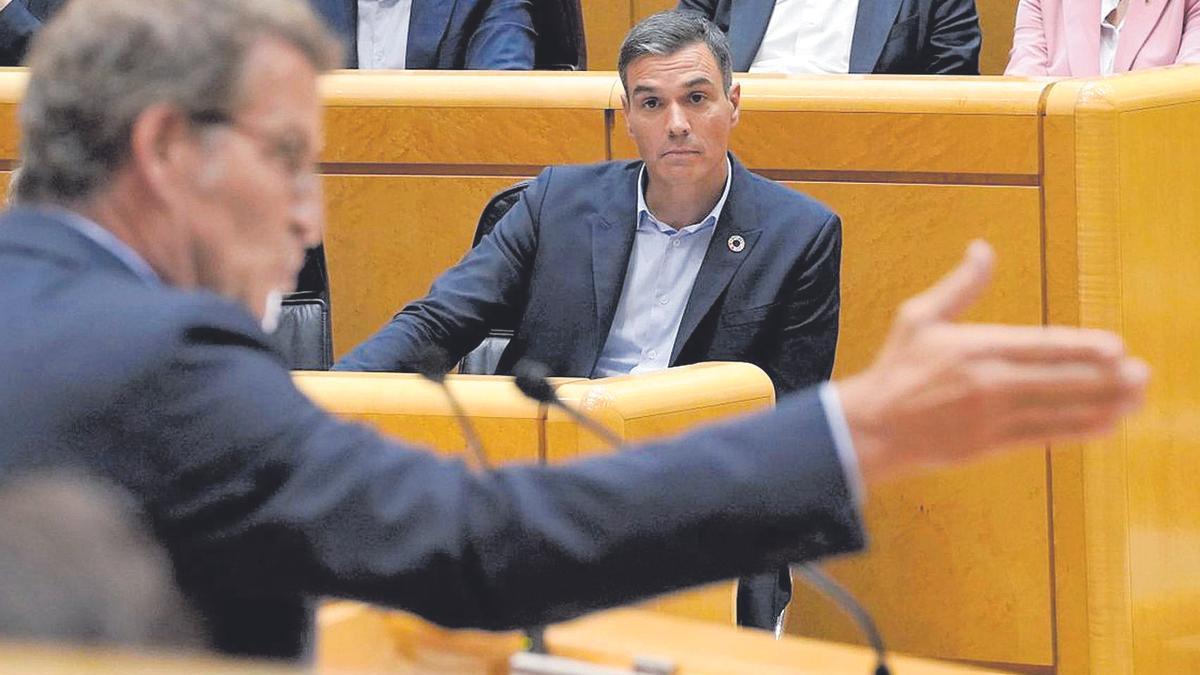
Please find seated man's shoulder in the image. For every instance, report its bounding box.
[538,159,640,185]
[743,170,838,228]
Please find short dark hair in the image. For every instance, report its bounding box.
[618,10,733,96]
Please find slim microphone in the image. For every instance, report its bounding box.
[792,564,890,675]
[512,360,623,449]
[415,346,490,472]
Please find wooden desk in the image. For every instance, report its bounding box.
[316,601,1011,675]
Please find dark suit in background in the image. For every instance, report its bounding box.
[678,0,981,75]
[336,155,840,398]
[309,0,535,69]
[0,206,862,660]
[0,0,63,66]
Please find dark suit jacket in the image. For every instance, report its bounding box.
[0,207,863,660]
[337,156,840,397]
[309,0,535,69]
[0,0,64,66]
[678,0,981,75]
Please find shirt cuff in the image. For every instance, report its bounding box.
[818,382,866,506]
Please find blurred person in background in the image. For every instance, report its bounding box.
[1007,0,1200,75]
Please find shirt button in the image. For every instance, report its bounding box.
[658,296,669,305]
[672,239,681,247]
[648,349,659,359]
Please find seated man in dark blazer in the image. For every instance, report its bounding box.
[337,11,841,630]
[309,0,535,69]
[3,0,1145,662]
[678,0,980,75]
[0,0,63,66]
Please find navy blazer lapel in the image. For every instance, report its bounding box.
[406,0,459,69]
[730,0,777,71]
[848,0,906,73]
[309,0,358,67]
[590,167,640,362]
[670,159,762,364]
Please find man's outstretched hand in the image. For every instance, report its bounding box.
[837,241,1149,484]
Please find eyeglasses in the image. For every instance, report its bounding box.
[189,109,317,195]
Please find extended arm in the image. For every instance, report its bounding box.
[924,0,982,74]
[465,0,535,70]
[1176,0,1200,64]
[1005,0,1052,75]
[143,312,861,631]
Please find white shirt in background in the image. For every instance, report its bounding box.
[749,0,861,75]
[1100,0,1124,75]
[357,0,413,69]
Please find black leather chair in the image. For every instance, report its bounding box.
[533,0,586,70]
[458,181,531,375]
[267,245,333,370]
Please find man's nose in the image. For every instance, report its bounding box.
[666,103,690,137]
[291,174,325,249]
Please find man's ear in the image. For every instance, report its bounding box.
[728,81,741,127]
[127,104,197,202]
[620,92,634,137]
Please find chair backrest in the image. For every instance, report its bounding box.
[472,181,531,247]
[269,297,332,370]
[271,244,333,370]
[459,181,532,374]
[532,0,586,71]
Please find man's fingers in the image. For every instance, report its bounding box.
[985,357,1150,408]
[943,324,1127,363]
[997,400,1139,448]
[899,240,995,327]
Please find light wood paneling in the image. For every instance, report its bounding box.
[549,609,1013,675]
[324,174,529,355]
[979,0,1021,76]
[611,76,1044,179]
[580,1,634,71]
[1042,67,1200,675]
[781,182,1054,666]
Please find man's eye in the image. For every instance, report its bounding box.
[642,98,659,109]
[689,93,707,104]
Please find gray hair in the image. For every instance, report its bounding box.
[617,10,733,96]
[16,0,342,206]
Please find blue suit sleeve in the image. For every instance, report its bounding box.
[465,0,535,70]
[334,171,548,372]
[0,1,41,66]
[140,310,864,630]
[925,0,981,75]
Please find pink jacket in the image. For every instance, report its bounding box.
[1006,0,1200,75]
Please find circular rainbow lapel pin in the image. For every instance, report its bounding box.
[727,234,746,253]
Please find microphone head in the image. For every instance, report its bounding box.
[513,360,557,403]
[414,344,452,384]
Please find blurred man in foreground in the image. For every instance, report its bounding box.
[0,0,1146,662]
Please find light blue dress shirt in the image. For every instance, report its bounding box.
[357,0,413,69]
[51,208,160,286]
[593,158,732,379]
[590,161,863,506]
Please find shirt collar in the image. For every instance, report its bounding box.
[636,155,733,235]
[46,207,161,286]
